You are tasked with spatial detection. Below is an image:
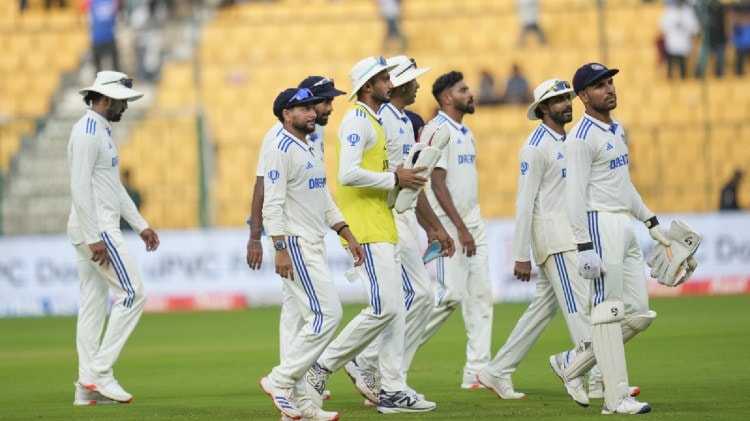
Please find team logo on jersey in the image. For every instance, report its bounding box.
[520,161,529,175]
[306,162,313,170]
[268,169,281,183]
[347,133,360,146]
[556,152,564,160]
[606,143,614,150]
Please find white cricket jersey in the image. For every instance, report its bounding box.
[565,113,653,244]
[256,122,326,178]
[512,124,576,265]
[262,128,343,241]
[337,102,395,189]
[67,110,148,245]
[425,111,482,228]
[378,103,415,171]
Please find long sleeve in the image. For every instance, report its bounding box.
[69,134,101,244]
[565,138,594,244]
[337,113,395,189]
[627,182,654,223]
[323,188,345,228]
[118,184,148,233]
[262,146,288,237]
[512,147,544,262]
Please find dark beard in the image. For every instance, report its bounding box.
[293,120,315,134]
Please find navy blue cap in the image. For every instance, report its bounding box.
[572,63,619,94]
[298,76,347,98]
[272,88,326,119]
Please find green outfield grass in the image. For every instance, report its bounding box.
[1,295,750,420]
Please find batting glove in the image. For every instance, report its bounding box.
[578,249,606,280]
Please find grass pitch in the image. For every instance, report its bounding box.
[1,295,749,420]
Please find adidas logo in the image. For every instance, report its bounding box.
[606,143,614,150]
[306,162,313,169]
[399,128,405,134]
[557,152,564,160]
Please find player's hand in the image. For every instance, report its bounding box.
[514,261,532,282]
[88,241,110,267]
[457,226,476,257]
[578,249,606,279]
[348,241,366,267]
[394,164,427,189]
[247,239,263,270]
[275,250,294,281]
[140,228,159,251]
[648,225,671,247]
[428,228,456,258]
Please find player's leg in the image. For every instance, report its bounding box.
[479,271,557,399]
[74,244,110,385]
[460,227,494,388]
[420,248,468,346]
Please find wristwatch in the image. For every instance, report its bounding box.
[273,239,287,251]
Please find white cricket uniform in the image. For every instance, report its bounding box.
[422,111,493,379]
[256,121,326,361]
[67,109,149,383]
[263,129,345,389]
[566,113,652,315]
[485,124,591,380]
[355,103,434,377]
[317,102,407,393]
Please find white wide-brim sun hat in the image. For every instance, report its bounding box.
[526,78,575,120]
[348,56,398,101]
[387,55,431,88]
[79,70,144,101]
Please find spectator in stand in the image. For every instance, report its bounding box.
[719,169,744,211]
[731,0,750,76]
[516,0,545,47]
[378,0,407,53]
[660,0,701,79]
[477,69,502,106]
[695,0,729,78]
[502,64,533,105]
[87,0,121,73]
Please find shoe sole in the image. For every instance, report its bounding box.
[460,383,485,389]
[343,364,378,404]
[259,377,302,420]
[377,405,437,414]
[73,399,119,406]
[602,403,651,415]
[80,382,132,403]
[475,373,526,400]
[548,356,589,408]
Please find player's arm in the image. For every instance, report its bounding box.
[625,179,670,247]
[430,167,475,257]
[415,190,455,258]
[69,133,109,266]
[247,175,264,269]
[118,183,148,233]
[262,148,293,280]
[512,147,544,282]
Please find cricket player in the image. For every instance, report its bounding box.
[343,56,455,404]
[549,63,671,415]
[259,87,365,420]
[419,71,494,390]
[476,79,592,403]
[69,71,159,405]
[305,56,436,414]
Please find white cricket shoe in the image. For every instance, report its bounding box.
[460,370,486,389]
[259,376,302,420]
[322,390,331,400]
[549,354,590,407]
[602,396,651,415]
[299,402,340,421]
[589,379,641,399]
[77,377,133,403]
[377,390,437,413]
[475,371,526,399]
[343,359,379,404]
[73,382,118,406]
[305,362,331,408]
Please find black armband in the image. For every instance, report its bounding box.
[644,216,659,229]
[393,171,399,187]
[336,224,350,236]
[577,242,594,252]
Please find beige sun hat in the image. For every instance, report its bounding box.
[79,71,143,101]
[348,56,398,101]
[386,55,431,88]
[526,78,575,120]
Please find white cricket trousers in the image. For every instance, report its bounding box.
[74,230,146,382]
[318,242,408,392]
[421,222,494,376]
[588,212,650,315]
[269,236,343,389]
[485,250,591,379]
[357,210,434,378]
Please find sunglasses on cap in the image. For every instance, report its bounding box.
[540,80,571,100]
[287,88,315,105]
[393,58,418,78]
[102,78,134,89]
[357,55,388,80]
[312,77,334,88]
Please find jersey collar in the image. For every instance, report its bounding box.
[86,109,113,131]
[279,128,311,152]
[437,111,468,135]
[539,123,567,142]
[355,101,383,125]
[582,112,620,134]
